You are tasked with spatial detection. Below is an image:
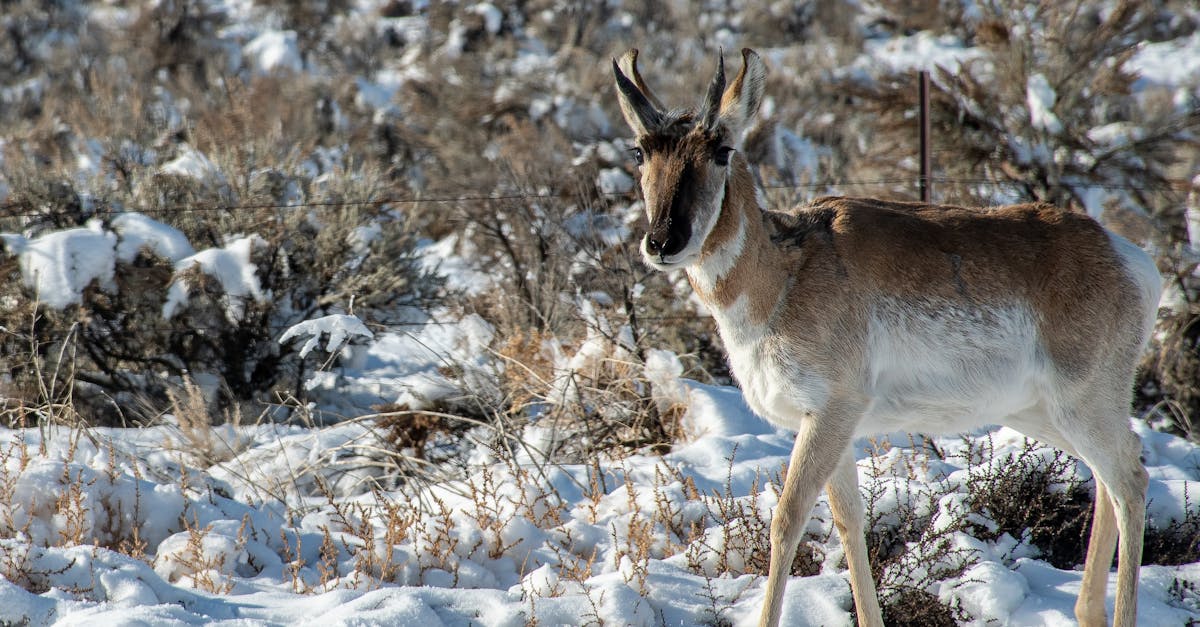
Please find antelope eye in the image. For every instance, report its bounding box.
[714,146,735,166]
[631,147,645,165]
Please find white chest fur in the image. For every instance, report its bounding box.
[709,295,830,430]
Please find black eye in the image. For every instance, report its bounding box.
[631,147,644,166]
[714,146,734,166]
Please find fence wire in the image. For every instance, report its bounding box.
[0,175,1191,221]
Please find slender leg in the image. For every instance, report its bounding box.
[826,451,883,627]
[1076,480,1117,627]
[759,402,859,627]
[1109,461,1147,627]
[1072,426,1147,627]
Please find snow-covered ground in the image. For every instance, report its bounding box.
[2,377,1199,626]
[3,1,1200,625]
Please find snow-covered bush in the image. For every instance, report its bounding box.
[0,1,1199,624]
[0,170,439,424]
[846,0,1197,218]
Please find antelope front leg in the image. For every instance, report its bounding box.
[759,401,860,627]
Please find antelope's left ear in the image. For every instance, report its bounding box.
[719,48,767,137]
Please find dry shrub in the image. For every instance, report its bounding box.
[374,405,467,464]
[0,0,447,426]
[855,444,977,625]
[122,0,230,82]
[0,161,440,426]
[166,378,245,466]
[671,460,821,582]
[878,587,961,627]
[1141,307,1200,441]
[489,328,686,461]
[1143,487,1200,566]
[847,0,1197,211]
[965,441,1093,570]
[495,329,558,410]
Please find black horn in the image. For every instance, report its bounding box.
[613,57,663,132]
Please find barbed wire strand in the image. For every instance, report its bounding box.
[0,175,1190,221]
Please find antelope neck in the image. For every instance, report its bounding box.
[685,178,788,328]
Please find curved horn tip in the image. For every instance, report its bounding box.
[708,51,726,87]
[618,48,640,69]
[712,50,726,85]
[697,50,727,131]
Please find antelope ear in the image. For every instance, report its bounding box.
[718,48,767,137]
[613,49,664,137]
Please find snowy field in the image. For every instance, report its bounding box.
[1,374,1199,625]
[3,0,1200,625]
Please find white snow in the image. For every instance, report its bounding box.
[280,314,375,359]
[3,224,117,308]
[111,213,196,263]
[0,382,1196,625]
[243,30,304,75]
[163,235,268,321]
[1188,175,1200,254]
[355,75,400,112]
[160,144,228,188]
[858,32,985,75]
[472,3,503,35]
[1129,31,1200,92]
[597,167,634,194]
[1026,73,1063,134]
[0,213,199,309]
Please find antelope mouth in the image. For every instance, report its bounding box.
[641,234,701,270]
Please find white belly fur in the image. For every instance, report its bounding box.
[858,300,1049,434]
[719,298,1054,436]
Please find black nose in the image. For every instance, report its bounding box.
[645,230,686,258]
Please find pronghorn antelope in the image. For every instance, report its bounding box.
[613,48,1161,627]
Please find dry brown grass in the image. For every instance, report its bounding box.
[1141,306,1200,441]
[0,4,1196,621]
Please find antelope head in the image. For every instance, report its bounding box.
[613,48,766,269]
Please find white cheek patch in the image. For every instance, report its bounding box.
[687,210,745,295]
